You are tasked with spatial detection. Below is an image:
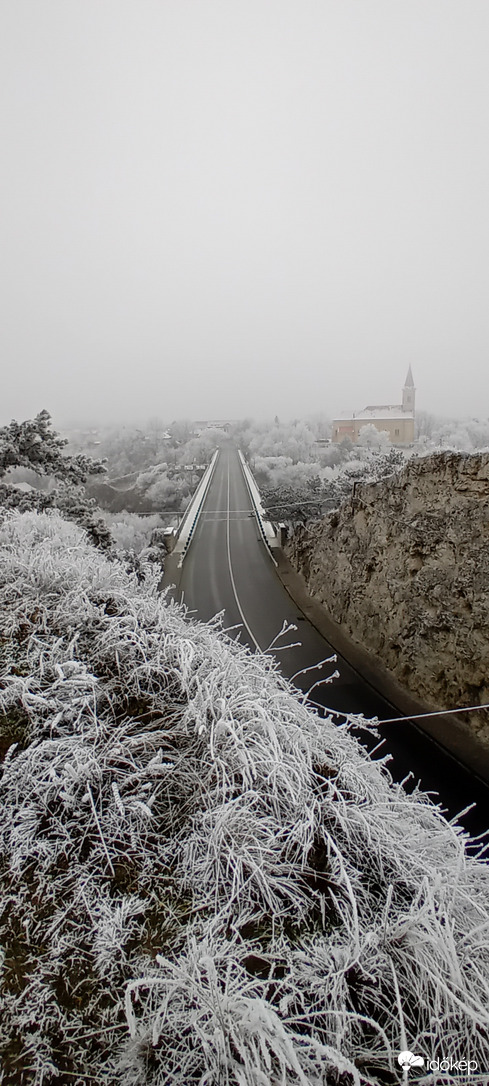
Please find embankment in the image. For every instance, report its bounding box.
[285,451,489,747]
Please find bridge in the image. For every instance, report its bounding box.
[163,444,489,834]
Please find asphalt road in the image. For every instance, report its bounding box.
[170,445,489,836]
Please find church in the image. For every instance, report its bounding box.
[332,367,415,445]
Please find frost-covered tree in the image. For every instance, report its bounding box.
[357,423,390,448]
[84,426,156,478]
[262,446,405,527]
[146,416,169,458]
[174,429,226,466]
[415,410,489,452]
[135,464,191,510]
[102,511,168,572]
[168,418,194,444]
[0,409,105,483]
[0,411,111,548]
[249,420,317,463]
[261,477,325,522]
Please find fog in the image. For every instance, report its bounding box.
[1,1,489,426]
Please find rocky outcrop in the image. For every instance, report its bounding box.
[285,452,489,747]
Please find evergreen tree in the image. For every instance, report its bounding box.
[0,410,111,548]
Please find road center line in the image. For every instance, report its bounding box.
[226,463,262,652]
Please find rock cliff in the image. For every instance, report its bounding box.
[285,451,489,747]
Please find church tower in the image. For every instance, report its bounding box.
[402,365,415,414]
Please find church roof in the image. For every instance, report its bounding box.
[404,365,415,387]
[334,406,414,422]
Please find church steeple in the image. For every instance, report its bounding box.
[402,366,415,414]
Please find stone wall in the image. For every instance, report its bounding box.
[285,451,489,746]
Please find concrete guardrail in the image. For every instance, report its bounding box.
[238,450,278,566]
[174,449,219,567]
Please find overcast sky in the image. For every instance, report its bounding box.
[1,1,489,426]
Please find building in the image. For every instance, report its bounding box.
[332,367,415,445]
[193,420,233,435]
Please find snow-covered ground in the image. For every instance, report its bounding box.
[1,510,488,1084]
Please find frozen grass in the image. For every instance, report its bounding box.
[0,510,488,1084]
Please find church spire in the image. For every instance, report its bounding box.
[402,367,415,413]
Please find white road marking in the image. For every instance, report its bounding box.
[203,514,255,523]
[226,464,262,652]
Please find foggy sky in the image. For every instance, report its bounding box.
[1,1,489,426]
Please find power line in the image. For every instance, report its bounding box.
[329,703,489,726]
[377,703,489,726]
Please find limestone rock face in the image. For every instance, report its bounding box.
[285,451,489,746]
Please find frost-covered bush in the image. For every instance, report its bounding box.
[262,448,406,526]
[135,464,190,508]
[0,510,488,1084]
[103,512,164,556]
[416,410,489,452]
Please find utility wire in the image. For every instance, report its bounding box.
[330,703,489,726]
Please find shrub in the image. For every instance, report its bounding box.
[0,511,488,1083]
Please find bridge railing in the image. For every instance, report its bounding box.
[177,449,219,567]
[238,450,278,566]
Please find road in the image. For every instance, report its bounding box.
[167,445,489,835]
